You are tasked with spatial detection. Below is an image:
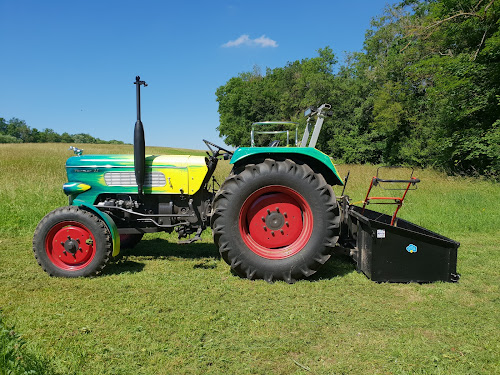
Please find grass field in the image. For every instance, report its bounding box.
[0,143,499,374]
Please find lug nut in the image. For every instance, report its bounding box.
[280,229,284,234]
[267,209,271,215]
[261,216,265,222]
[276,207,280,213]
[271,231,275,236]
[263,226,267,231]
[286,222,289,227]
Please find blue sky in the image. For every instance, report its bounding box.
[0,0,398,150]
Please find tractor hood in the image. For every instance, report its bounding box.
[64,154,208,202]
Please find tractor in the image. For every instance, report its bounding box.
[33,76,459,283]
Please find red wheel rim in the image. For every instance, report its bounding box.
[45,221,96,271]
[239,185,313,259]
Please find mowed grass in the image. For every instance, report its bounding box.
[0,143,499,374]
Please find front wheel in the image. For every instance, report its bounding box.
[211,158,340,283]
[33,206,112,277]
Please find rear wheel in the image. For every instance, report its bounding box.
[211,158,340,283]
[33,206,112,277]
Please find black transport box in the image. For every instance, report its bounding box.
[347,206,460,283]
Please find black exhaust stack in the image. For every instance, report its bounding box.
[134,76,147,195]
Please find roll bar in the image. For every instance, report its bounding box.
[250,122,298,147]
[301,103,332,148]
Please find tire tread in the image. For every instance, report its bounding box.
[211,157,340,283]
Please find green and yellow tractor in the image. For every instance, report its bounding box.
[32,76,344,283]
[33,76,460,283]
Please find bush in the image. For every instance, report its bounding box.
[0,134,22,143]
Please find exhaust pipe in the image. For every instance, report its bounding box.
[134,76,147,195]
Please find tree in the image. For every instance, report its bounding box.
[0,115,128,145]
[60,132,75,143]
[0,118,7,134]
[216,48,338,147]
[215,1,499,178]
[40,128,62,143]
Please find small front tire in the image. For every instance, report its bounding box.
[33,206,112,277]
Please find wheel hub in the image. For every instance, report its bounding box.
[245,191,304,249]
[45,222,96,269]
[265,211,285,230]
[63,237,80,254]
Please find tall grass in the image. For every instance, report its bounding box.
[0,143,499,374]
[332,164,500,235]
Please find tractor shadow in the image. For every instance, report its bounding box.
[309,254,357,281]
[105,238,357,281]
[127,237,220,259]
[104,238,220,275]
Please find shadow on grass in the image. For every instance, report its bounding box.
[104,259,146,275]
[104,238,219,275]
[128,238,220,259]
[310,254,357,281]
[105,238,357,281]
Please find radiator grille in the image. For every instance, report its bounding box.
[104,172,166,187]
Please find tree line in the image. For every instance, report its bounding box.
[216,0,499,178]
[0,117,125,145]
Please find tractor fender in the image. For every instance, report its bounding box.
[230,147,344,186]
[72,199,121,257]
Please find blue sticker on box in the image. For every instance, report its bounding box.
[406,244,417,253]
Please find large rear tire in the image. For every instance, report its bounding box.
[33,206,112,277]
[211,158,340,283]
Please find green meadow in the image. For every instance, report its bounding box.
[1,143,499,374]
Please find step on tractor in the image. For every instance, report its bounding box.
[33,77,460,283]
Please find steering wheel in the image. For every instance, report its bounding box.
[203,139,233,157]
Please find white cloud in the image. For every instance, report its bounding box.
[222,34,278,48]
[222,34,251,48]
